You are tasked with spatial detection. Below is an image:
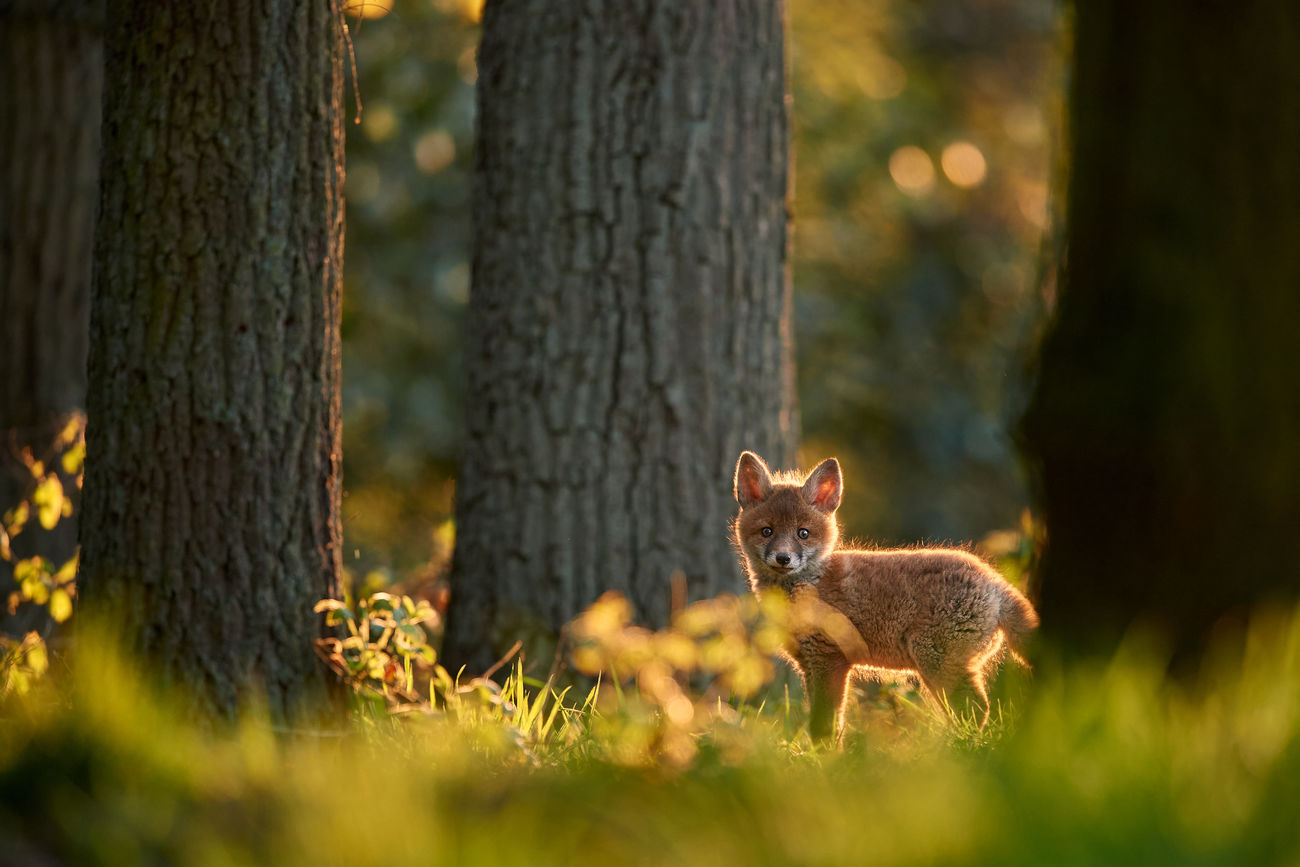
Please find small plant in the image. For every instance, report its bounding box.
[568,589,820,765]
[314,591,441,706]
[0,630,49,697]
[1,414,84,697]
[314,590,591,761]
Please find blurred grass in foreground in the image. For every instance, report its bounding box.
[3,607,1300,866]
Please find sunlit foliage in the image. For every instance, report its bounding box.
[0,414,83,697]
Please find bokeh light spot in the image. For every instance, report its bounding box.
[457,45,478,85]
[889,146,935,195]
[1003,103,1046,144]
[940,141,987,188]
[363,104,398,143]
[1016,180,1050,229]
[433,0,484,23]
[348,161,381,205]
[857,56,907,100]
[414,130,456,175]
[440,262,470,305]
[345,0,391,19]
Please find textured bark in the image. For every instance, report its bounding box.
[444,0,796,673]
[1021,2,1300,663]
[0,0,101,613]
[79,1,346,718]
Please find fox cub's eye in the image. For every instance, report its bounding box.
[761,527,773,537]
[797,528,810,540]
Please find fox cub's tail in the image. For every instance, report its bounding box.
[996,583,1039,668]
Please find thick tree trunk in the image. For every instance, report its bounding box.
[0,0,101,622]
[79,1,346,718]
[1021,2,1300,663]
[443,0,796,674]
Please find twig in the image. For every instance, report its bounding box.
[481,639,523,682]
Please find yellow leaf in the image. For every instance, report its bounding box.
[61,442,85,476]
[3,502,28,536]
[13,557,45,584]
[55,415,82,449]
[49,588,73,623]
[54,554,78,586]
[24,635,48,676]
[32,475,64,530]
[22,580,49,606]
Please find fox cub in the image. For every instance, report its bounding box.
[732,451,1038,741]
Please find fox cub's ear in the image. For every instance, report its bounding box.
[802,458,842,512]
[734,451,774,506]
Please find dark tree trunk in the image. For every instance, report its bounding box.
[0,0,102,623]
[443,0,797,674]
[79,1,346,719]
[1021,2,1300,663]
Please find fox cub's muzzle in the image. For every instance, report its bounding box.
[764,544,801,571]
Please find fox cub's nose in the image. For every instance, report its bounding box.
[774,553,791,567]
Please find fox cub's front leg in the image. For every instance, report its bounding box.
[804,655,852,743]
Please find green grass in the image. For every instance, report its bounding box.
[4,608,1300,866]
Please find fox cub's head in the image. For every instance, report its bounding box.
[732,451,841,590]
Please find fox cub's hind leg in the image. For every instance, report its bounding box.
[905,633,993,726]
[954,665,992,728]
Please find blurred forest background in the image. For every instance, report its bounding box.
[341,0,1063,582]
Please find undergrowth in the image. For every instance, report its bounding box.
[4,603,1300,865]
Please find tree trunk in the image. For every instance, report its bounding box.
[443,0,796,674]
[79,1,346,719]
[0,0,101,628]
[1021,2,1300,663]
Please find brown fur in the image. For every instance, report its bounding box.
[732,451,1039,741]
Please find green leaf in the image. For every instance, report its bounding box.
[397,623,426,647]
[49,588,73,623]
[367,593,397,612]
[32,475,65,531]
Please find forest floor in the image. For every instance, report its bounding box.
[3,599,1300,866]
